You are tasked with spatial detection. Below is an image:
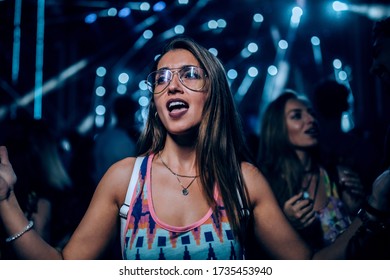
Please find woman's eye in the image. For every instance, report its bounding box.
[291,113,301,120]
[156,73,169,84]
[156,77,166,84]
[182,69,200,79]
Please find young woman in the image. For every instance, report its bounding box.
[0,37,388,260]
[257,91,365,253]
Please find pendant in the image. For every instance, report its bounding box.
[302,191,310,200]
[182,188,189,196]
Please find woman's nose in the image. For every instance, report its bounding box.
[305,112,315,123]
[167,72,183,93]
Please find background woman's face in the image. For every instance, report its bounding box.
[284,98,319,149]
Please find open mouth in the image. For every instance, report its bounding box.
[167,100,189,112]
[305,126,319,137]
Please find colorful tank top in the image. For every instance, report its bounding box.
[315,169,351,246]
[122,155,243,260]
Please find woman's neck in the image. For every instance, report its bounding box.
[159,137,197,174]
[295,149,312,171]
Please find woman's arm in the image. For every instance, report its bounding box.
[0,192,62,259]
[32,198,52,242]
[0,145,61,259]
[61,158,133,259]
[244,161,390,260]
[242,162,313,259]
[0,146,134,259]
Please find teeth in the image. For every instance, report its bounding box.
[168,101,186,109]
[169,101,185,107]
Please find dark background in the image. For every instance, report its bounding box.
[0,0,389,143]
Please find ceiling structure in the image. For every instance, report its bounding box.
[0,0,389,138]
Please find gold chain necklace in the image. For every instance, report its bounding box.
[158,152,198,196]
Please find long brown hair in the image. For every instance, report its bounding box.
[137,36,253,242]
[258,90,319,207]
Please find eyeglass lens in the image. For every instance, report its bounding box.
[147,66,205,94]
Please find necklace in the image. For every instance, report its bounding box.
[302,170,320,203]
[158,152,198,196]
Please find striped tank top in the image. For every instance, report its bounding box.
[122,155,243,260]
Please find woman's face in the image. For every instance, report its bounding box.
[284,98,319,149]
[153,49,208,135]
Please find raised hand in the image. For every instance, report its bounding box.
[337,165,366,215]
[283,192,316,229]
[0,146,17,202]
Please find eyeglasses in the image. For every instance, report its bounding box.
[146,65,207,94]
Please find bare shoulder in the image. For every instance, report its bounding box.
[240,163,312,259]
[240,161,269,188]
[240,161,272,205]
[96,156,138,207]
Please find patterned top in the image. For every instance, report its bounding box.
[300,169,351,251]
[122,155,243,260]
[315,169,351,245]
